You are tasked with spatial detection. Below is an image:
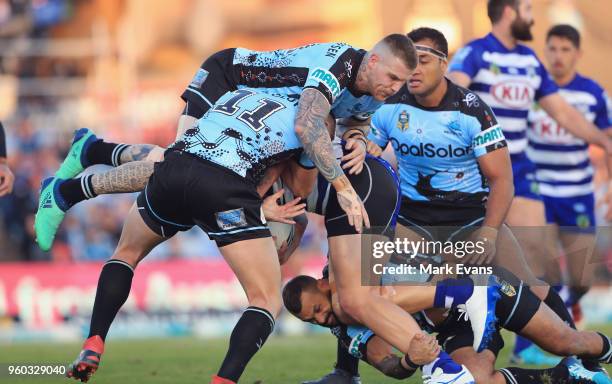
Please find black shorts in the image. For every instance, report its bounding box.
[180,48,236,118]
[397,199,486,242]
[493,266,542,333]
[312,155,400,238]
[137,151,270,247]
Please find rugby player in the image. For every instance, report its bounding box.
[283,270,612,384]
[0,121,14,196]
[62,89,368,383]
[447,0,612,365]
[35,34,417,251]
[527,24,611,319]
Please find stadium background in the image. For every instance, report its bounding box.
[0,0,610,382]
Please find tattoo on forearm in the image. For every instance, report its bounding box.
[119,144,155,164]
[295,89,343,182]
[91,160,154,194]
[376,355,414,380]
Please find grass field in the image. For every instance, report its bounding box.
[1,326,611,384]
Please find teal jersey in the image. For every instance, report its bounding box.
[171,89,305,183]
[369,81,507,206]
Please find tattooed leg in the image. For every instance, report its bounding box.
[118,144,155,164]
[91,161,155,194]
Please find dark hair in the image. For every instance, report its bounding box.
[547,24,580,48]
[407,27,449,57]
[282,275,317,315]
[487,0,519,24]
[381,33,418,70]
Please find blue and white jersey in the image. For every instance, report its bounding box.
[449,33,558,157]
[527,73,611,197]
[171,89,305,183]
[368,81,507,207]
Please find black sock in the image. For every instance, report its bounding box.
[582,332,612,363]
[569,286,588,306]
[499,365,568,384]
[88,260,134,341]
[217,306,275,382]
[544,287,576,329]
[59,175,97,208]
[86,140,129,167]
[335,339,359,376]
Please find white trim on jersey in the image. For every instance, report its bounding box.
[473,69,543,91]
[482,51,540,68]
[558,89,598,106]
[535,168,593,183]
[507,138,528,154]
[527,148,590,164]
[496,116,528,132]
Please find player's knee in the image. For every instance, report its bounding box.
[468,366,496,384]
[245,288,282,317]
[112,243,144,267]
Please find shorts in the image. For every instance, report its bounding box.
[511,153,542,201]
[543,193,596,233]
[396,208,484,244]
[181,48,236,118]
[493,266,541,333]
[137,151,270,247]
[315,155,401,238]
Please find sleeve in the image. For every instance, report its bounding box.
[303,46,360,105]
[368,107,392,148]
[448,44,480,78]
[467,95,508,157]
[594,89,612,129]
[534,60,558,101]
[0,121,6,158]
[181,64,214,118]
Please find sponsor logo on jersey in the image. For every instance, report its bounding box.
[325,43,346,58]
[576,214,591,228]
[190,68,209,88]
[489,63,501,75]
[462,92,480,108]
[491,80,534,109]
[396,110,410,131]
[215,208,248,230]
[473,125,504,148]
[390,139,472,158]
[310,68,341,98]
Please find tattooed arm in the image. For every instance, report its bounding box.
[294,88,370,232]
[91,161,154,194]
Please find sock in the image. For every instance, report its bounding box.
[85,140,129,167]
[88,260,134,341]
[582,332,612,363]
[59,175,97,208]
[216,306,275,382]
[512,335,533,355]
[499,365,568,384]
[569,287,588,306]
[422,351,461,376]
[544,287,576,329]
[335,339,359,376]
[433,277,473,308]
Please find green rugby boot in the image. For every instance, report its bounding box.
[34,177,70,251]
[55,128,98,179]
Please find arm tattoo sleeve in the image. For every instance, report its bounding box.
[295,89,343,183]
[91,160,155,194]
[119,144,155,163]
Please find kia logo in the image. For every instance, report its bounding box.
[491,80,535,109]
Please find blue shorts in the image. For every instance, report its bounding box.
[543,193,596,233]
[511,154,541,201]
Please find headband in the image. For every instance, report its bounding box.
[415,44,448,61]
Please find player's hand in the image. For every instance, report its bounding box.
[341,138,367,175]
[367,141,383,157]
[406,332,440,365]
[0,161,15,197]
[336,184,370,233]
[145,145,166,162]
[463,226,498,265]
[262,188,306,224]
